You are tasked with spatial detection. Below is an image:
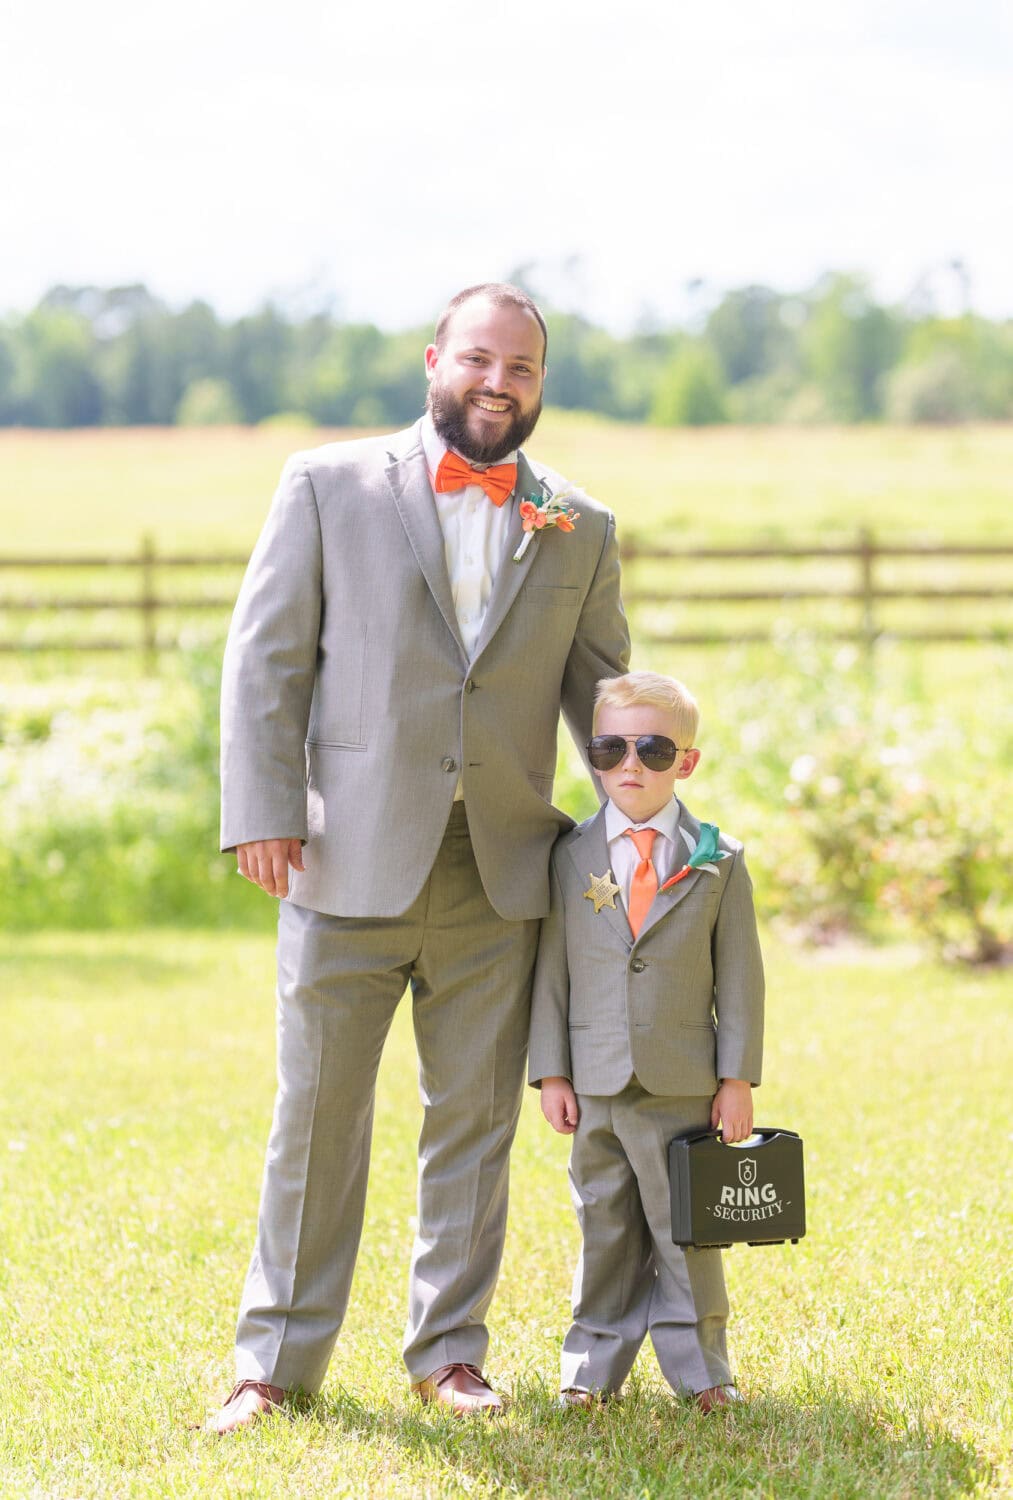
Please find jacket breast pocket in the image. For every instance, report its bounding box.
[523,585,580,609]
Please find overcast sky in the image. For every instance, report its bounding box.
[4,0,1011,330]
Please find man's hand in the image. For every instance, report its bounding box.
[711,1079,753,1144]
[540,1077,580,1134]
[236,839,305,899]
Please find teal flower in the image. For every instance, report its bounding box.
[689,822,729,869]
[660,822,729,891]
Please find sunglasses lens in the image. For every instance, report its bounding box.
[638,736,678,771]
[587,735,679,771]
[587,736,626,770]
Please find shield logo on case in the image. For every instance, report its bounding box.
[738,1157,757,1187]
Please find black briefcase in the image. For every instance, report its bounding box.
[668,1128,806,1249]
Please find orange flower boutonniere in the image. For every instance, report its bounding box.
[513,489,581,562]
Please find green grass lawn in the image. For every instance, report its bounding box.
[1,930,1009,1498]
[3,418,1013,552]
[3,418,1011,670]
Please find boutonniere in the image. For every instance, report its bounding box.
[513,489,580,562]
[659,822,729,892]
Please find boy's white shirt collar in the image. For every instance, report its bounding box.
[605,795,681,846]
[604,795,682,899]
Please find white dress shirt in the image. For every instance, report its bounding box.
[605,796,684,917]
[421,414,518,800]
[420,414,516,661]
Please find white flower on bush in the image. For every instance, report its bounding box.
[790,754,818,784]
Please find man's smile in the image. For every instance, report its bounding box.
[470,395,513,414]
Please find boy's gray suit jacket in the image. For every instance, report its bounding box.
[219,420,630,921]
[527,802,764,1096]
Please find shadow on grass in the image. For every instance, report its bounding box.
[304,1376,988,1500]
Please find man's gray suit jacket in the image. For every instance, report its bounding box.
[527,801,764,1096]
[220,420,631,921]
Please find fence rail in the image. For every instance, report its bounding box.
[0,530,1010,667]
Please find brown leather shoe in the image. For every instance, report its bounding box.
[693,1384,742,1413]
[411,1362,504,1416]
[205,1379,287,1433]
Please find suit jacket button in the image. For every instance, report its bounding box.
[441,757,457,773]
[465,678,476,693]
[630,957,646,973]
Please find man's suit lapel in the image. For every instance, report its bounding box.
[566,808,632,948]
[636,801,711,940]
[384,423,469,666]
[471,451,545,660]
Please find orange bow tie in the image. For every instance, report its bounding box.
[434,450,517,506]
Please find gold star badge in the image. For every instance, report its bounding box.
[584,869,621,913]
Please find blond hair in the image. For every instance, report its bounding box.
[593,671,700,746]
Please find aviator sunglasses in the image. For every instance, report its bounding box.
[586,734,688,772]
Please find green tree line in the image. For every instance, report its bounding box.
[2,274,1011,429]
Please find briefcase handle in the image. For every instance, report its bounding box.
[682,1127,802,1148]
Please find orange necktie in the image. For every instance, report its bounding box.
[624,827,658,939]
[434,450,517,506]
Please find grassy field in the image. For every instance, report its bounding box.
[3,417,1011,672]
[3,417,1013,552]
[1,929,1010,1498]
[1,422,1010,1494]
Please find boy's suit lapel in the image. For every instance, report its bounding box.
[566,807,632,948]
[635,801,711,941]
[384,423,469,666]
[471,451,545,660]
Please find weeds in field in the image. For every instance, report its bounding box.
[2,636,1009,959]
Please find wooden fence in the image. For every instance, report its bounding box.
[0,530,1010,669]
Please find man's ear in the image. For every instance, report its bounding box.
[424,344,439,380]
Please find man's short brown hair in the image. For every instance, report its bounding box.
[433,283,548,363]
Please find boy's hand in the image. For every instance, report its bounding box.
[711,1079,753,1144]
[540,1077,580,1134]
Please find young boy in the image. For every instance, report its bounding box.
[529,671,764,1412]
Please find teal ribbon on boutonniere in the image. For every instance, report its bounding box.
[513,489,580,561]
[659,822,730,892]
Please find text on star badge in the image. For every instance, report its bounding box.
[584,869,621,913]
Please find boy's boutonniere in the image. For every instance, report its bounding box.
[513,489,580,562]
[659,822,729,892]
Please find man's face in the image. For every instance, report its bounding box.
[425,297,546,464]
[593,703,700,824]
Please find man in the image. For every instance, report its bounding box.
[209,283,630,1432]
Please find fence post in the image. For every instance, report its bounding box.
[858,527,877,659]
[140,533,157,673]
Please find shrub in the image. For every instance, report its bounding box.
[2,639,1008,961]
[884,352,979,424]
[650,345,728,427]
[0,652,270,931]
[175,377,242,426]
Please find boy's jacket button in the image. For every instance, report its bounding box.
[630,958,646,973]
[441,757,458,773]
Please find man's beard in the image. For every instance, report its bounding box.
[427,379,543,464]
